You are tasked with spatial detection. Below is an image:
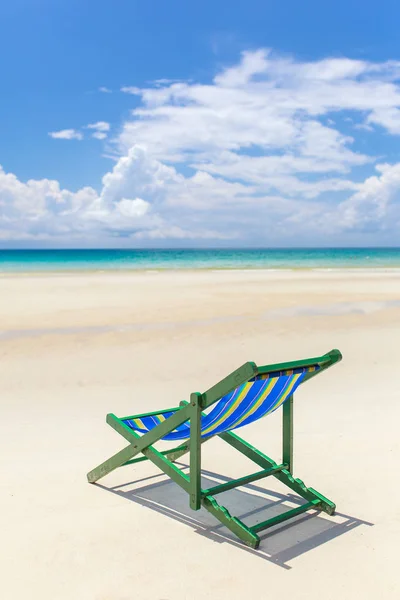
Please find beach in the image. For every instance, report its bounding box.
[1,268,399,599]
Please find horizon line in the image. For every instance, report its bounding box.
[1,246,400,252]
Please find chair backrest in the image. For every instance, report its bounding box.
[123,361,325,441]
[199,365,319,437]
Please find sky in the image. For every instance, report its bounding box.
[1,0,400,248]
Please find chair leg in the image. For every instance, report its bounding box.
[282,394,293,473]
[87,443,139,483]
[202,495,260,549]
[189,393,202,510]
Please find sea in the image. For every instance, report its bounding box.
[1,248,400,273]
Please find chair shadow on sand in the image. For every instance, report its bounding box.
[96,464,373,570]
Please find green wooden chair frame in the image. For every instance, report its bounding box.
[87,348,342,548]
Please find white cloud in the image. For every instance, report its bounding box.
[0,147,231,242]
[214,49,270,87]
[86,121,110,140]
[48,129,83,140]
[367,108,400,134]
[116,198,150,218]
[120,86,141,95]
[49,123,110,142]
[92,132,107,140]
[4,50,400,245]
[338,162,400,231]
[99,86,112,93]
[2,146,400,245]
[117,50,400,180]
[87,121,110,132]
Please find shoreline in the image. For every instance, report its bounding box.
[2,265,400,277]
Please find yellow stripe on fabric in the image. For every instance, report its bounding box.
[266,372,302,415]
[201,382,253,436]
[227,376,279,430]
[134,418,147,430]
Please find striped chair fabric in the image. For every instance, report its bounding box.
[123,365,318,441]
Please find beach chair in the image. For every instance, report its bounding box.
[87,348,342,548]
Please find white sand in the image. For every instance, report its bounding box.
[1,270,399,599]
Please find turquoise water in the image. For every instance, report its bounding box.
[1,248,400,272]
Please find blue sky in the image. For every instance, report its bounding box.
[2,0,400,247]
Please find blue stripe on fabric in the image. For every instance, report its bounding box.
[142,416,157,430]
[209,379,277,436]
[238,375,295,427]
[243,375,292,423]
[212,377,283,435]
[207,386,253,434]
[208,380,270,436]
[220,380,269,431]
[234,372,305,431]
[201,386,243,432]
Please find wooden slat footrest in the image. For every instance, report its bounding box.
[250,499,321,533]
[201,464,287,497]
